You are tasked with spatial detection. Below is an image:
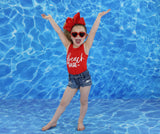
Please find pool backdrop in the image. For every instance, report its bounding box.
[0,0,160,99]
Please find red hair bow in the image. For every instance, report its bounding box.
[63,12,86,32]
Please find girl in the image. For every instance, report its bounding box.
[41,9,111,131]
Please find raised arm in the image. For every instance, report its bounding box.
[41,14,71,49]
[85,9,111,51]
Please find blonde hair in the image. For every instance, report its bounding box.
[63,24,87,44]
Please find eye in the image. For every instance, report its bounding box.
[71,32,77,37]
[79,32,86,37]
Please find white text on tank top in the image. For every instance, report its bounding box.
[67,52,84,68]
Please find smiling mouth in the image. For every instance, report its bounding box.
[75,39,81,44]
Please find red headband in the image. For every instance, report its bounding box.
[63,12,86,32]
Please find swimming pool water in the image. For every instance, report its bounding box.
[0,0,159,99]
[0,0,160,134]
[0,99,160,134]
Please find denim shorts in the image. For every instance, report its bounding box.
[68,70,92,89]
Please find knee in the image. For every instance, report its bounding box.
[60,100,68,108]
[80,98,88,106]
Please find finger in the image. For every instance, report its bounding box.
[41,14,46,18]
[104,9,111,14]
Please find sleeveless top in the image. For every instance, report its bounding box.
[66,44,88,75]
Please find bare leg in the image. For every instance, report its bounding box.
[77,86,91,131]
[42,86,78,131]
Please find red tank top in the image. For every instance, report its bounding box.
[67,44,88,75]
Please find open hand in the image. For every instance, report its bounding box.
[98,9,111,17]
[41,14,52,20]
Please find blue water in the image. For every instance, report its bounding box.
[0,99,160,134]
[0,0,160,133]
[0,0,159,99]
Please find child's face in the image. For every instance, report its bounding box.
[71,25,87,47]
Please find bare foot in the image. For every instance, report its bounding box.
[77,122,85,131]
[42,121,57,131]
